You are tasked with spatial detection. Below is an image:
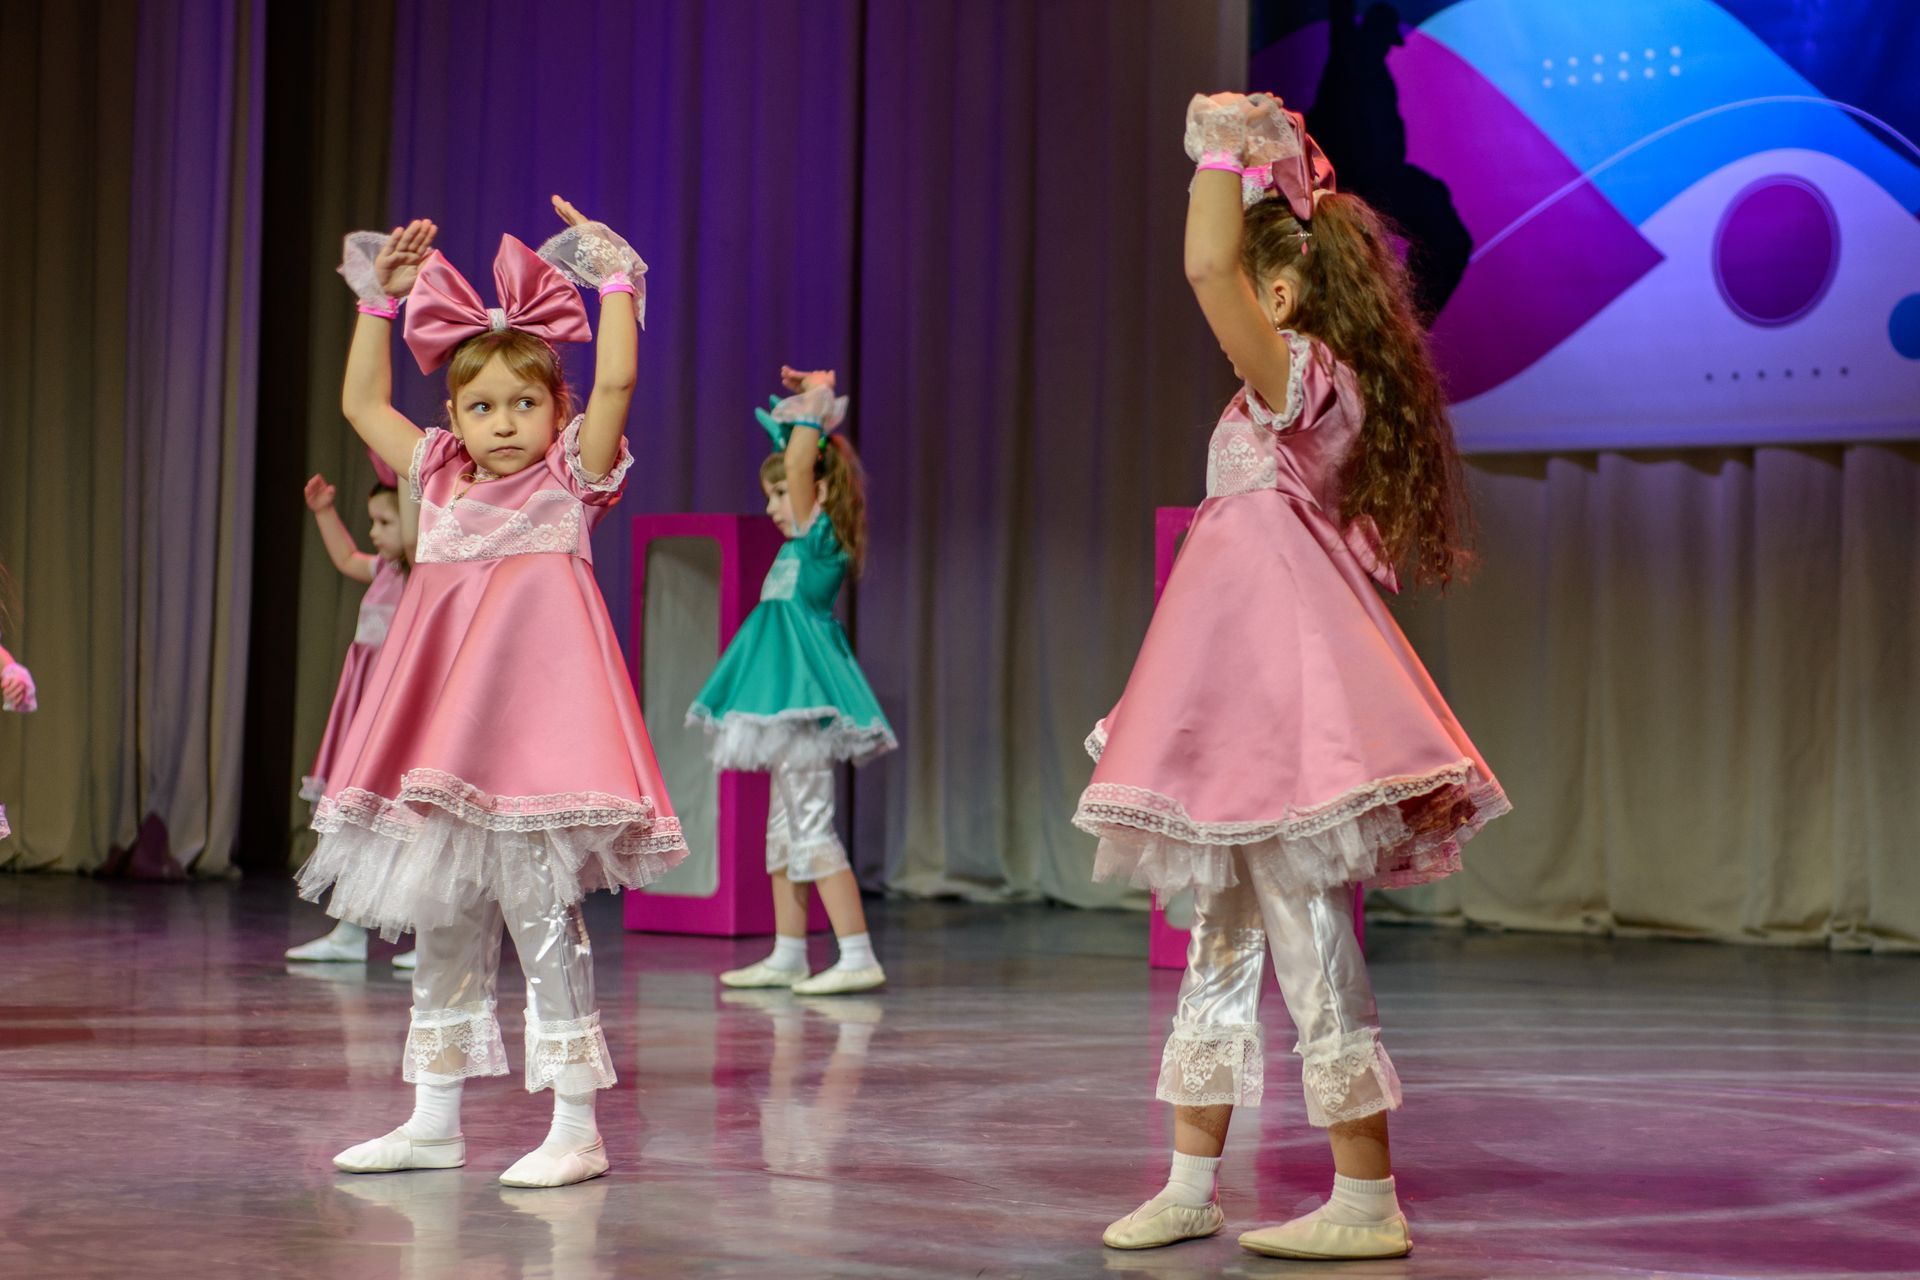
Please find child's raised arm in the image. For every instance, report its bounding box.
[304,474,377,584]
[1182,94,1295,413]
[341,220,437,478]
[776,366,839,530]
[542,196,642,480]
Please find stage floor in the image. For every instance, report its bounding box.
[0,876,1915,1279]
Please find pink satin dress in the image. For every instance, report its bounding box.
[301,555,407,803]
[298,418,688,939]
[1075,332,1508,899]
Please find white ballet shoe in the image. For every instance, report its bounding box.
[498,1137,609,1188]
[1102,1195,1225,1249]
[718,960,806,989]
[790,964,886,996]
[332,1127,466,1173]
[287,927,368,963]
[1237,1206,1411,1259]
[392,949,418,971]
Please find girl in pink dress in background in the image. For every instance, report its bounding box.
[1085,95,1508,1261]
[286,470,415,967]
[302,198,686,1189]
[1,568,36,843]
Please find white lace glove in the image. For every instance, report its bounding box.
[2,662,36,713]
[537,222,650,327]
[337,231,397,313]
[1240,94,1305,168]
[1184,92,1256,165]
[770,385,849,435]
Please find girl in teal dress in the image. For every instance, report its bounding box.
[689,366,896,995]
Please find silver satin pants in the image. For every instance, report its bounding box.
[766,761,850,884]
[1158,847,1403,1127]
[403,856,615,1095]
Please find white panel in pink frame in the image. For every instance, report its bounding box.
[624,513,828,937]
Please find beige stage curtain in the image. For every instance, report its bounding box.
[0,0,264,875]
[1377,444,1920,951]
[279,1,398,865]
[852,0,1252,906]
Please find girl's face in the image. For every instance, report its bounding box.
[447,353,560,476]
[367,493,404,561]
[762,477,796,535]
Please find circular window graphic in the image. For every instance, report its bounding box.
[1712,176,1840,328]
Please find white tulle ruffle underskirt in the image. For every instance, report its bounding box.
[686,706,897,772]
[1075,759,1508,900]
[300,769,687,941]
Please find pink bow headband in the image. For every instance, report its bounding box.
[1243,102,1336,223]
[403,234,592,374]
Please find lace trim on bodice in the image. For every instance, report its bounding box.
[418,487,586,563]
[760,556,800,601]
[1204,331,1312,499]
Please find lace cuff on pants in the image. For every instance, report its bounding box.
[525,1011,616,1094]
[1156,1021,1265,1107]
[404,1000,510,1085]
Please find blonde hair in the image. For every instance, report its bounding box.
[444,330,573,426]
[761,436,869,575]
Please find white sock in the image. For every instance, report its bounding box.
[832,931,876,971]
[542,1091,599,1151]
[766,934,808,971]
[400,1082,462,1141]
[1322,1173,1399,1224]
[328,922,368,944]
[1157,1151,1220,1207]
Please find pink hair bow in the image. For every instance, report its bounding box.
[402,234,592,374]
[1243,101,1336,222]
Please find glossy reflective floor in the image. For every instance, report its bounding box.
[1,876,1917,1279]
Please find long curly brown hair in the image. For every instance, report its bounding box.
[1242,193,1473,589]
[760,434,869,575]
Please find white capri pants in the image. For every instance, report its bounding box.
[1159,847,1402,1127]
[402,848,614,1096]
[766,761,851,884]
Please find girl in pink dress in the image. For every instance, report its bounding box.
[1,581,35,842]
[1086,96,1508,1260]
[302,198,686,1189]
[287,471,413,966]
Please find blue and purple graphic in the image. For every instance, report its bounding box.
[1252,0,1920,450]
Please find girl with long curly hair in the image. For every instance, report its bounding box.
[1081,94,1509,1261]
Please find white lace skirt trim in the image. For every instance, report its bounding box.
[687,705,898,771]
[526,1011,616,1094]
[1298,1027,1403,1127]
[1077,762,1508,897]
[301,769,687,940]
[1156,1021,1265,1107]
[404,1000,510,1085]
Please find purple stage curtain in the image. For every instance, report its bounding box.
[379,0,1249,906]
[1,0,265,876]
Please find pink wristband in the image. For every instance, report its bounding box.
[357,296,401,320]
[1196,150,1242,174]
[599,273,636,299]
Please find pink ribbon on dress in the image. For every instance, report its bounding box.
[402,234,592,374]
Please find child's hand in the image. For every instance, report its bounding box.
[780,365,836,393]
[551,194,589,227]
[374,218,437,297]
[304,474,337,512]
[1,664,30,705]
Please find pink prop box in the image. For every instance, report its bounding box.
[1146,508,1364,969]
[624,513,828,936]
